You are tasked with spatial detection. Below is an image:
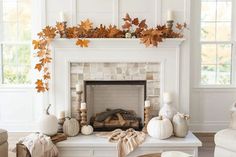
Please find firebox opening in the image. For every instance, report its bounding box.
[84,80,146,131]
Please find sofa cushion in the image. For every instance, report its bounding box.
[0,129,8,145]
[215,129,236,152]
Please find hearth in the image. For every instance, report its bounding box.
[84,80,146,131]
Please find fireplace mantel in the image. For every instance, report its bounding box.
[51,38,185,49]
[49,38,185,117]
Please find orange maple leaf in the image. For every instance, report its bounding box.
[76,39,90,48]
[37,50,46,57]
[132,18,139,26]
[43,26,56,39]
[123,13,132,22]
[32,40,40,49]
[80,19,93,31]
[56,22,65,31]
[122,21,132,30]
[35,63,43,71]
[139,20,148,29]
[43,72,51,80]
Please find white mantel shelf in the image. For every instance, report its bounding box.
[56,132,202,157]
[51,38,185,49]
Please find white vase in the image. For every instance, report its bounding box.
[159,103,177,120]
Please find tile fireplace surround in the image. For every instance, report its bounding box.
[49,38,185,117]
[70,62,160,120]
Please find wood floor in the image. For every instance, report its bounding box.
[8,132,215,157]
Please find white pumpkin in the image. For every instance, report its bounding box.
[39,104,58,136]
[173,113,189,138]
[147,116,173,139]
[63,118,80,137]
[81,125,94,135]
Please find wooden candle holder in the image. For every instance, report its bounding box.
[166,20,174,31]
[58,21,67,38]
[143,106,151,133]
[80,109,87,127]
[76,91,83,122]
[58,118,65,133]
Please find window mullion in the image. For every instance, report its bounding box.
[0,44,3,84]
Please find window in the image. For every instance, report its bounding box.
[0,0,32,85]
[200,0,233,85]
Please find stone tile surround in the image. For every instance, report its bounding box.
[70,62,160,118]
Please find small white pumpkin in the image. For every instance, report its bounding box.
[81,125,94,135]
[63,118,80,137]
[147,116,173,139]
[172,113,190,138]
[39,104,58,136]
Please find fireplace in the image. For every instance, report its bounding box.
[84,80,146,131]
[50,39,185,130]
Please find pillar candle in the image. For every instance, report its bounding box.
[76,83,82,92]
[59,11,66,22]
[81,102,87,110]
[58,111,65,119]
[145,100,151,108]
[163,92,172,103]
[167,10,174,21]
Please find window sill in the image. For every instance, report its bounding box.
[192,85,236,92]
[0,84,34,90]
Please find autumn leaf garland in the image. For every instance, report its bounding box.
[33,13,187,92]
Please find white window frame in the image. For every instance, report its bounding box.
[0,0,46,89]
[194,0,236,88]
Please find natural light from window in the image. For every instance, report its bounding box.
[200,0,232,85]
[0,0,32,85]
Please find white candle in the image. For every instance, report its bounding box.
[59,11,66,22]
[59,111,65,119]
[76,83,82,92]
[163,92,172,104]
[81,102,87,110]
[167,10,174,21]
[145,100,151,108]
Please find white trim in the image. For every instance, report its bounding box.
[154,0,163,26]
[190,121,229,132]
[71,0,77,25]
[195,0,235,88]
[112,0,119,26]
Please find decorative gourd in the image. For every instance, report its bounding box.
[147,116,173,139]
[63,118,80,137]
[172,113,190,138]
[39,104,58,136]
[159,103,177,120]
[81,125,94,135]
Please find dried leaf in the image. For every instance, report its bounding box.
[42,26,56,39]
[35,63,43,71]
[76,39,90,47]
[35,79,45,92]
[122,13,132,22]
[80,19,93,31]
[139,20,148,29]
[132,18,139,26]
[56,22,65,31]
[122,21,132,30]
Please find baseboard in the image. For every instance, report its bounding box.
[0,123,38,132]
[189,121,229,133]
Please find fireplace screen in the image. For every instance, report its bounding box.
[84,80,146,131]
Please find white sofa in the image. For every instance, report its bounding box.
[214,105,236,157]
[214,129,236,157]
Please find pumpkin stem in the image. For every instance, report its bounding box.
[46,104,51,115]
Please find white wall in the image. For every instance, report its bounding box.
[1,0,235,132]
